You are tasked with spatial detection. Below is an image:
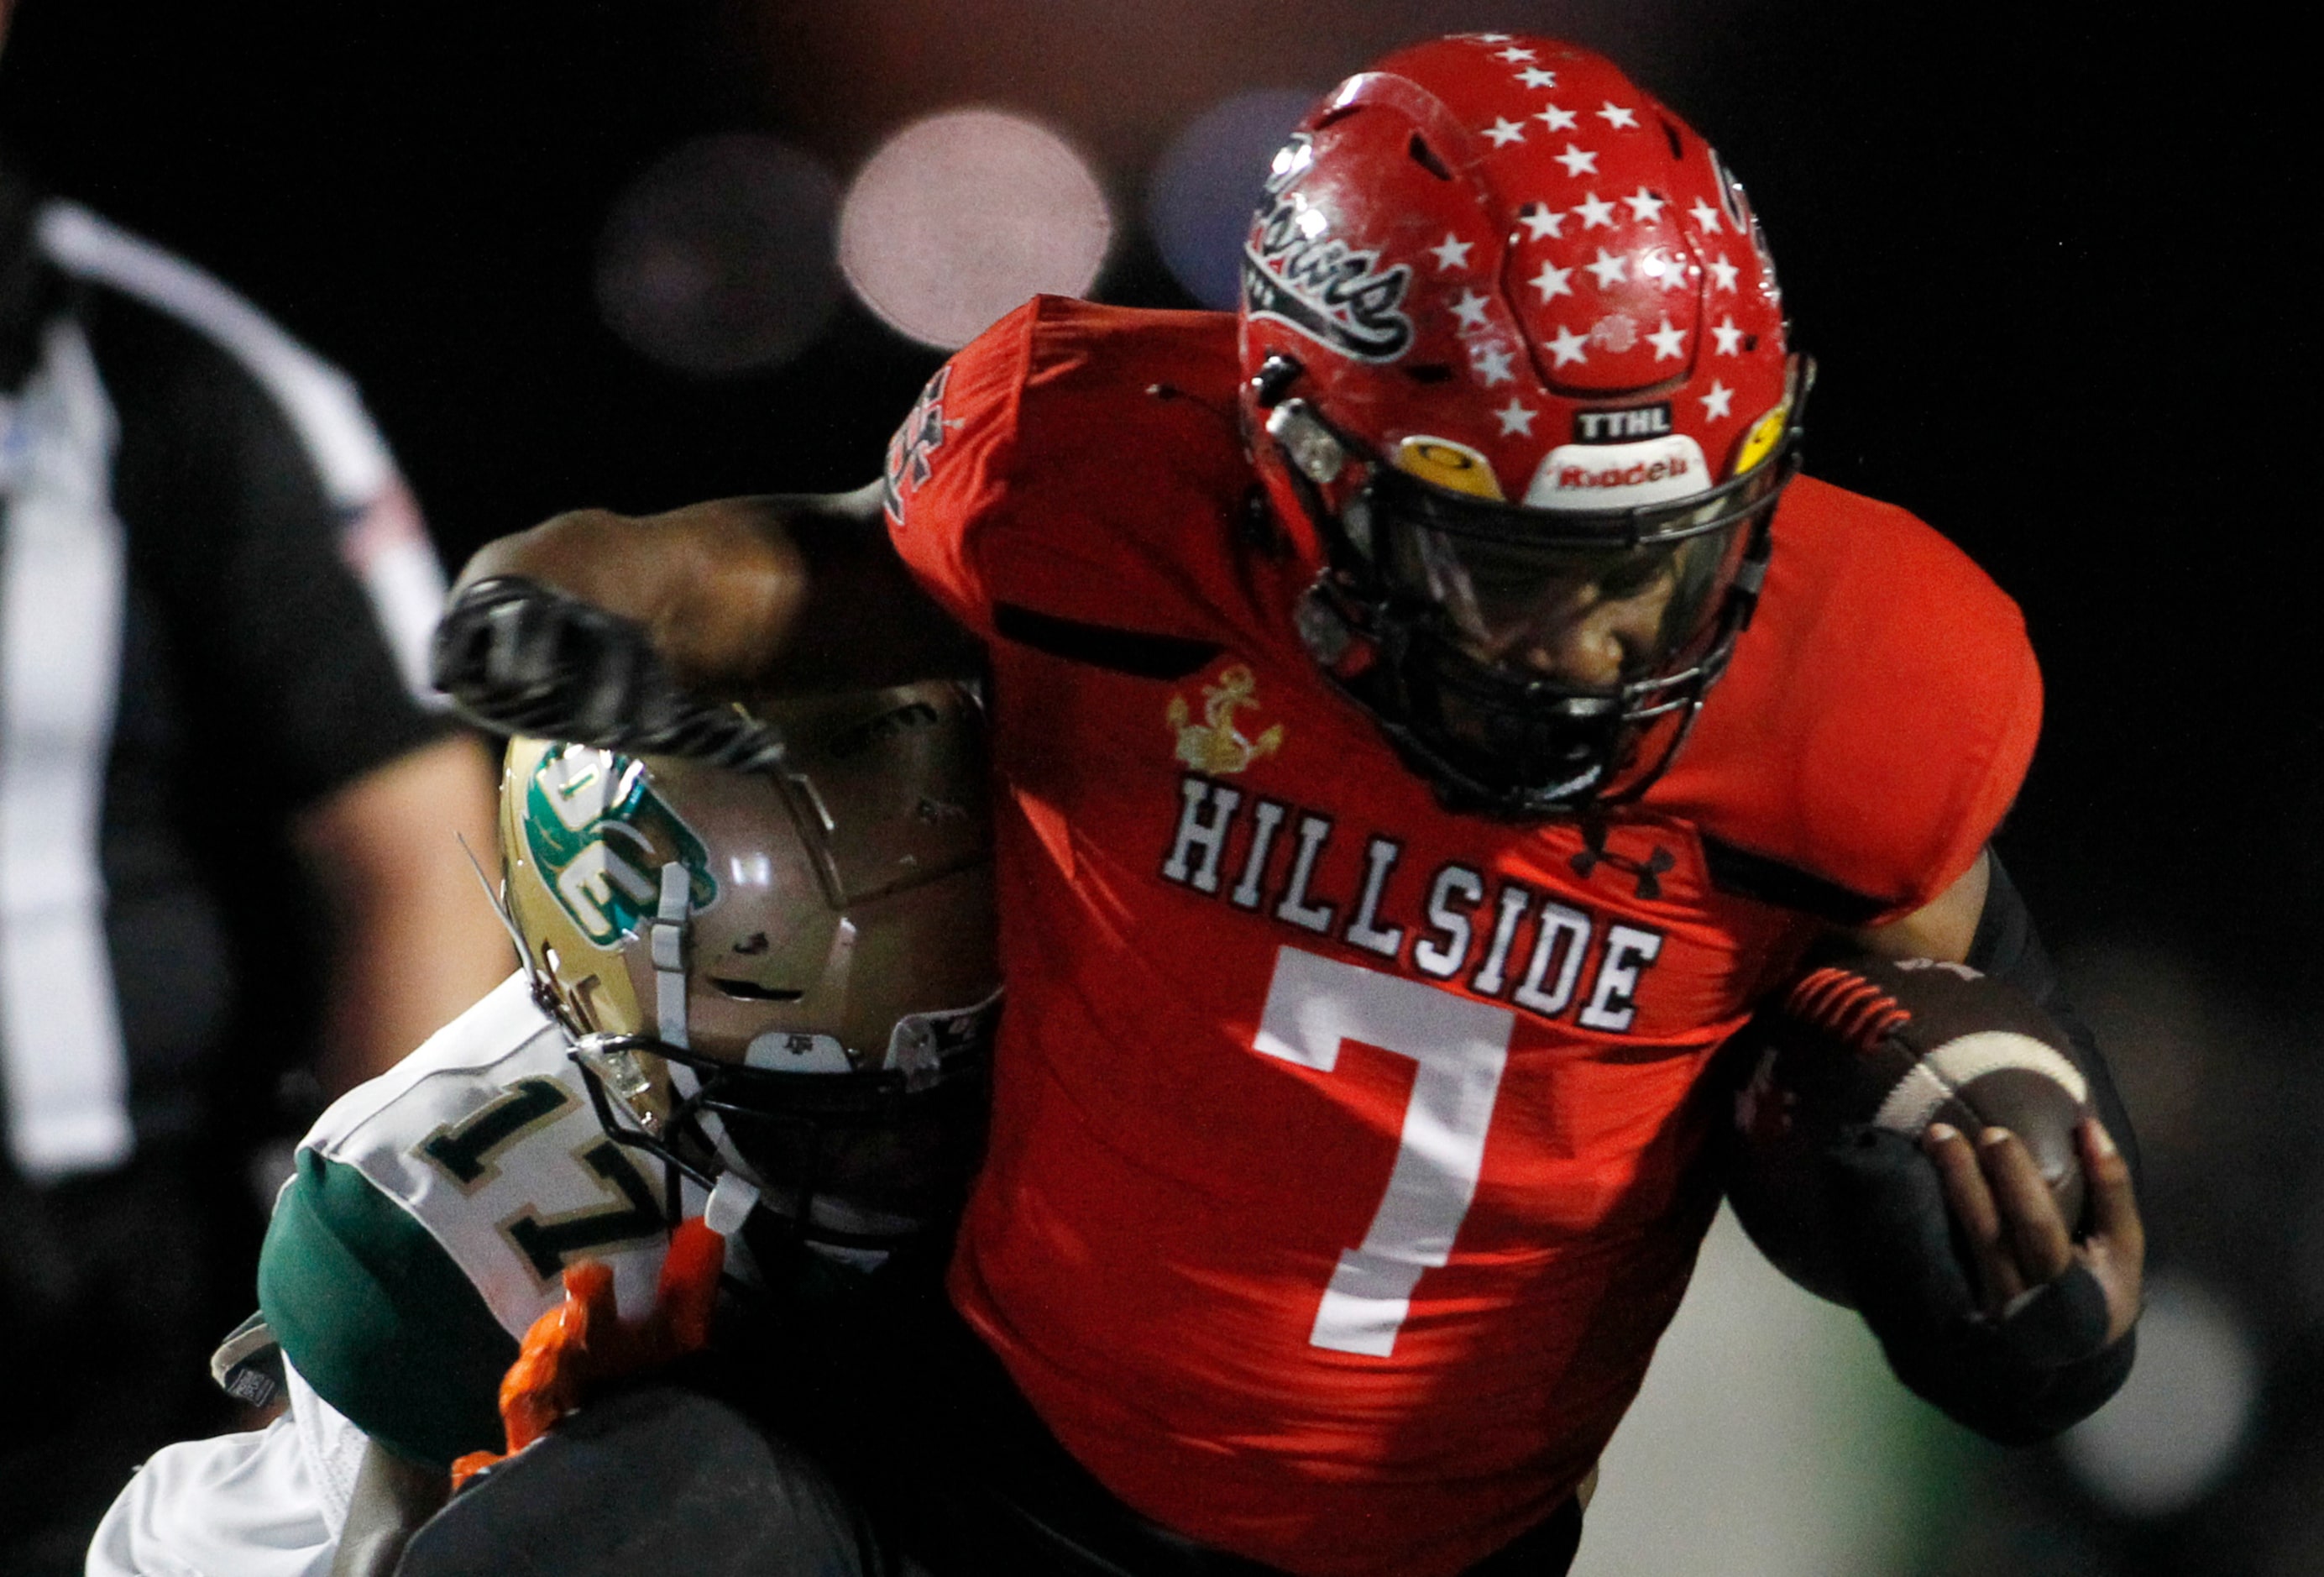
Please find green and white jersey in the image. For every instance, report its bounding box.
[258,972,699,1470]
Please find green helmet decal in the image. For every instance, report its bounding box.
[523,745,718,949]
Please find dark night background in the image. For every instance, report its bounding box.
[3,3,2311,1571]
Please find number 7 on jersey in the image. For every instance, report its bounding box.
[1254,945,1516,1356]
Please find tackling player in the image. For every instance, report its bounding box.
[86,684,1000,1577]
[432,36,2145,1577]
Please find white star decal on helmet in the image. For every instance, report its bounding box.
[1518,66,1558,89]
[1584,248,1627,288]
[1699,380,1735,419]
[1535,104,1579,132]
[1450,289,1493,330]
[1471,343,1517,385]
[1494,398,1538,436]
[1496,45,1538,62]
[1574,191,1616,228]
[1530,260,1574,301]
[1623,188,1667,223]
[1636,252,1677,287]
[1484,118,1528,147]
[1711,315,1744,355]
[1553,143,1597,177]
[1688,198,1726,234]
[1596,101,1640,129]
[1709,254,1740,291]
[1429,233,1476,271]
[1647,317,1688,359]
[1547,324,1590,366]
[1520,204,1566,239]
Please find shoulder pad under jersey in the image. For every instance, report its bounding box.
[882,298,1288,664]
[1651,475,2042,925]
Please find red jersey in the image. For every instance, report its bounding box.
[884,297,2039,1576]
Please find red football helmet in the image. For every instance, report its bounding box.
[1238,34,1807,815]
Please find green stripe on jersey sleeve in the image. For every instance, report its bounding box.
[259,1147,518,1470]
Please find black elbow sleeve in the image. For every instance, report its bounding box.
[1965,854,2140,1186]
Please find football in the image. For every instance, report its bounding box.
[1720,952,2091,1307]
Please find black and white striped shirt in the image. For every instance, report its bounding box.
[0,171,451,1181]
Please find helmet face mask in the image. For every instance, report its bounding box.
[499,681,999,1255]
[1238,35,1807,815]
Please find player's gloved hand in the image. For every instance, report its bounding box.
[450,1217,725,1491]
[430,576,788,771]
[1824,1117,2142,1444]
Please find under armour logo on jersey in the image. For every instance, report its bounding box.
[881,365,950,523]
[1569,820,1674,899]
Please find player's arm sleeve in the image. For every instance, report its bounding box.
[95,283,456,812]
[878,301,1040,638]
[258,1147,519,1471]
[1969,853,2138,1179]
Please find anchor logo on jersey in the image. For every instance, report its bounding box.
[1167,664,1285,776]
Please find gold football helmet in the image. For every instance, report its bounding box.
[498,680,997,1254]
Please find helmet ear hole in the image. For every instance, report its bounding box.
[709,977,803,1003]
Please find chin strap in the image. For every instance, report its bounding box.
[649,862,692,1051]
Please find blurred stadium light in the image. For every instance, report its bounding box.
[1144,88,1316,309]
[2060,1271,2259,1517]
[593,134,844,377]
[1576,1205,1945,1577]
[837,107,1112,349]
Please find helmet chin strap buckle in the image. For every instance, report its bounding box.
[1294,584,1356,666]
[651,862,692,1050]
[1265,400,1347,485]
[704,1171,762,1239]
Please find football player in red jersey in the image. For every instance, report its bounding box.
[432,35,2144,1577]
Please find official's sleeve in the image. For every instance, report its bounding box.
[56,214,453,811]
[879,301,1040,638]
[259,1148,518,1470]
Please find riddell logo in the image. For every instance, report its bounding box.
[1557,455,1689,488]
[1525,435,1710,510]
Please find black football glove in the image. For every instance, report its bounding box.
[1824,1125,2133,1445]
[431,577,786,772]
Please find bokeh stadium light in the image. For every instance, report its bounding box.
[2059,1271,2260,1517]
[1144,88,1316,309]
[837,108,1112,350]
[593,134,844,377]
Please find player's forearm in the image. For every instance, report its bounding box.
[448,484,976,694]
[453,495,809,690]
[435,485,980,756]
